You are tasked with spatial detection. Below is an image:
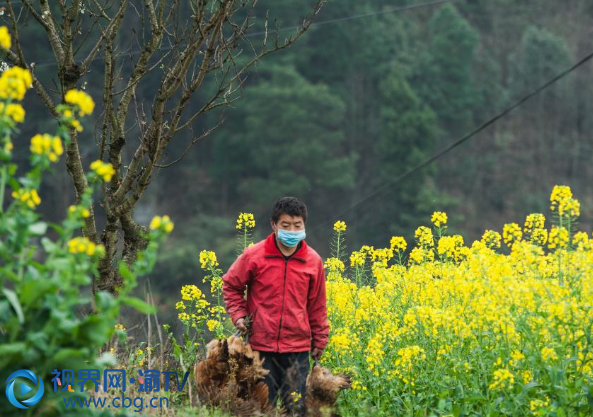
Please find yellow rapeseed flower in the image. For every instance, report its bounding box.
[481,230,501,249]
[395,345,426,372]
[437,235,465,262]
[550,185,572,212]
[408,247,434,265]
[489,368,515,391]
[558,197,580,218]
[4,140,13,153]
[325,257,345,273]
[199,250,219,269]
[30,134,63,162]
[68,205,91,218]
[290,391,302,403]
[541,347,558,361]
[12,188,41,208]
[548,226,568,250]
[0,66,32,101]
[350,250,365,267]
[530,228,548,246]
[502,223,522,247]
[64,89,95,117]
[0,102,25,123]
[431,211,448,228]
[521,370,533,384]
[67,236,105,256]
[573,231,590,250]
[530,397,550,414]
[71,119,83,132]
[524,213,545,233]
[390,236,407,253]
[414,226,434,248]
[90,160,116,182]
[149,216,161,230]
[333,220,347,233]
[149,215,174,233]
[206,319,220,332]
[236,212,256,230]
[181,284,203,301]
[0,26,11,49]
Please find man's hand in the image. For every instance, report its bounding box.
[311,347,323,361]
[235,317,248,332]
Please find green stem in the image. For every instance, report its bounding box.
[16,249,27,282]
[0,164,6,213]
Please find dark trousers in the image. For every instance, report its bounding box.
[257,350,309,416]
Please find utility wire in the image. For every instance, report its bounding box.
[19,0,460,68]
[308,48,593,235]
[244,0,461,38]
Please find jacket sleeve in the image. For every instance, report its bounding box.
[222,248,253,325]
[308,257,329,350]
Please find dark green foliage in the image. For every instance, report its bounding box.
[211,63,355,213]
[410,4,480,135]
[375,65,438,232]
[509,26,573,99]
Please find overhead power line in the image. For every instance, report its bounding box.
[21,0,461,68]
[308,48,593,235]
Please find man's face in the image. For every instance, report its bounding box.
[271,213,305,234]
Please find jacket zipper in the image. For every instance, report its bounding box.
[276,257,289,352]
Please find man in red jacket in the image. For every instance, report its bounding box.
[222,197,329,416]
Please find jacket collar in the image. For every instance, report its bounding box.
[263,232,308,262]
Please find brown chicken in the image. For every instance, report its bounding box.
[195,334,276,416]
[305,359,352,417]
[194,334,350,416]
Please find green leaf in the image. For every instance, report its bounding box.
[20,279,58,306]
[41,237,57,253]
[522,381,539,392]
[53,348,88,364]
[1,268,19,282]
[48,223,65,236]
[121,296,156,314]
[2,288,24,323]
[118,261,133,280]
[26,263,42,279]
[77,315,114,346]
[27,331,49,351]
[45,258,72,272]
[29,221,48,236]
[0,342,27,367]
[7,177,19,190]
[95,291,116,311]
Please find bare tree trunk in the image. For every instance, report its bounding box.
[4,0,325,294]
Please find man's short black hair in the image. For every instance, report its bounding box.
[271,197,308,224]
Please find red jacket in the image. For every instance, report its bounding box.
[222,232,329,353]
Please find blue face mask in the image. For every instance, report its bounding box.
[276,228,306,248]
